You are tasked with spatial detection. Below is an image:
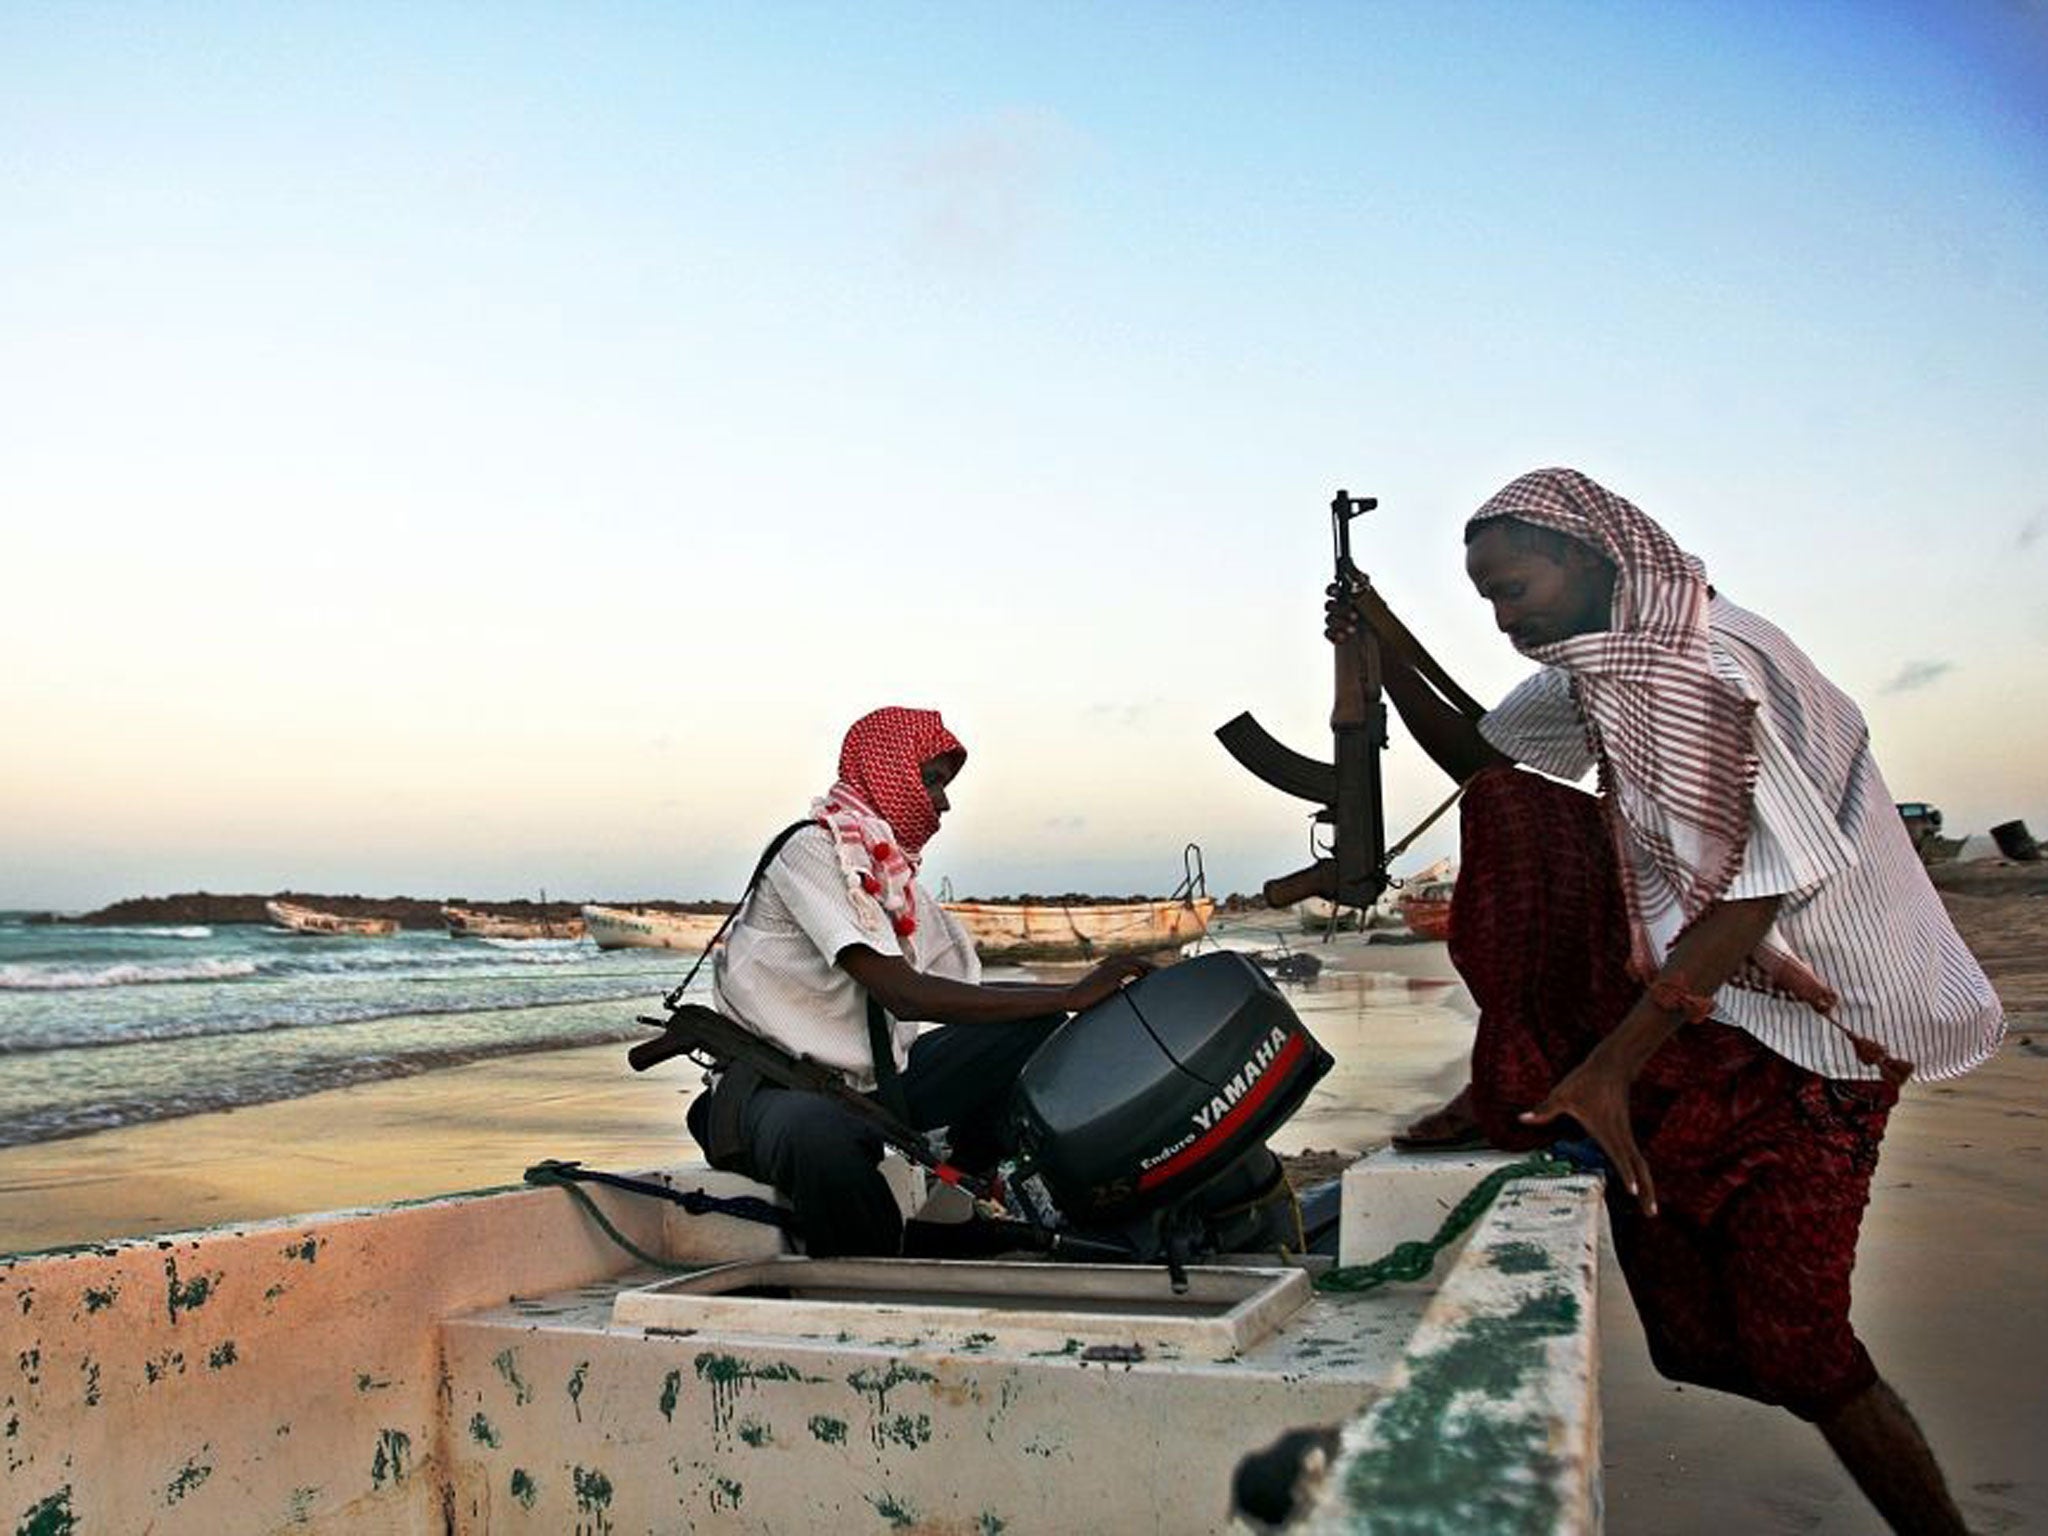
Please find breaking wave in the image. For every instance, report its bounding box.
[0,958,260,991]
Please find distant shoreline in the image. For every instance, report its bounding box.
[32,892,731,931]
[30,888,1264,930]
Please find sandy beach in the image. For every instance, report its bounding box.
[1,883,2043,1532]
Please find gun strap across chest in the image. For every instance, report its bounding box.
[867,994,911,1123]
[691,817,915,1141]
[667,818,817,1005]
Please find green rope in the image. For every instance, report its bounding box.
[1314,1154,1576,1294]
[524,1163,713,1275]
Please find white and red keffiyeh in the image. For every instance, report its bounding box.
[813,707,965,941]
[1468,468,1838,1016]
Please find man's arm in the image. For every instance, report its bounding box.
[1520,893,1784,1215]
[1326,583,1508,783]
[837,945,1149,1025]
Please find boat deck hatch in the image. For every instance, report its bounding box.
[612,1256,1312,1356]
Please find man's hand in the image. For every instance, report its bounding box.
[1521,894,1782,1217]
[1324,580,1366,645]
[1060,955,1154,1012]
[840,946,1145,1027]
[1326,578,1406,646]
[1325,579,1508,784]
[1520,1029,1659,1215]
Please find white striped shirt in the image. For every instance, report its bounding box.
[1480,595,2004,1081]
[711,825,981,1090]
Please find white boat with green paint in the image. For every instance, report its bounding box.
[1,1149,1602,1534]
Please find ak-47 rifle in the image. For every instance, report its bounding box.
[629,1002,987,1196]
[1216,490,1389,912]
[1219,489,1487,913]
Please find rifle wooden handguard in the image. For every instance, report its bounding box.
[1264,860,1337,910]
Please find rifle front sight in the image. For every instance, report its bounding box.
[1331,490,1378,577]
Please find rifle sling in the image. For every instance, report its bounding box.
[684,816,916,1137]
[867,994,913,1124]
[667,818,817,1004]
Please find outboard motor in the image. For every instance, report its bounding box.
[1006,951,1333,1281]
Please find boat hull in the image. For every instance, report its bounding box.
[1396,878,1455,942]
[580,904,727,952]
[0,1151,1602,1535]
[942,896,1216,962]
[441,907,587,941]
[263,899,398,937]
[1397,895,1453,941]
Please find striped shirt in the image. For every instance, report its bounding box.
[711,824,981,1090]
[1480,595,2004,1082]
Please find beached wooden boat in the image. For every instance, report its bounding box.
[942,896,1216,961]
[586,895,1212,963]
[1397,878,1455,942]
[441,906,587,941]
[263,899,398,937]
[581,903,728,952]
[0,1148,1603,1533]
[1295,895,1365,932]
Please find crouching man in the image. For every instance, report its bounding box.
[687,705,1146,1257]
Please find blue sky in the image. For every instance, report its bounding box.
[3,2,2045,910]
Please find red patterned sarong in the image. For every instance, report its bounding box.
[1448,766,1892,1421]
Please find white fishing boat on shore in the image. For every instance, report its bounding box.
[441,906,587,942]
[1295,895,1366,932]
[263,899,398,937]
[581,904,729,952]
[942,895,1217,961]
[0,1147,1603,1534]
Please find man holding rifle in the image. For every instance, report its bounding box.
[686,706,1146,1258]
[1328,467,2001,1535]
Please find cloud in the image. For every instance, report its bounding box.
[1880,659,1956,694]
[1040,815,1088,834]
[2019,508,2046,551]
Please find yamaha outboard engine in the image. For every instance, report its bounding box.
[1006,951,1333,1281]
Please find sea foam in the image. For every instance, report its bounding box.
[0,958,260,991]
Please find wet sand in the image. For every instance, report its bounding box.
[2,892,2043,1532]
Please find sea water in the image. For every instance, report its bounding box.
[0,913,709,1147]
[0,910,1478,1158]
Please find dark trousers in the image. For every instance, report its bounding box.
[689,1014,1064,1258]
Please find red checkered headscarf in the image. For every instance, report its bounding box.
[1469,470,1833,1013]
[813,707,965,940]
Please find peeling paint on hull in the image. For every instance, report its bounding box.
[2,1155,1602,1534]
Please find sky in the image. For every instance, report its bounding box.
[3,1,2045,912]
